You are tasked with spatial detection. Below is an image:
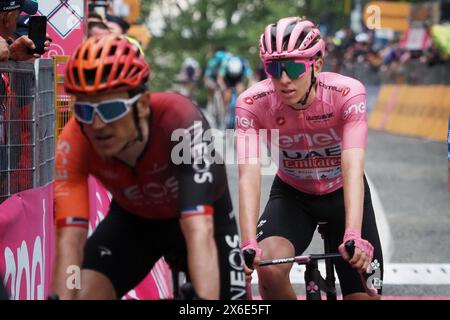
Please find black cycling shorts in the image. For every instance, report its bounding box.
[224,74,243,88]
[83,200,246,300]
[256,175,384,296]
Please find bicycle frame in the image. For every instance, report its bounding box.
[226,87,238,130]
[259,252,341,300]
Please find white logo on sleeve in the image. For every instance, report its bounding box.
[99,246,112,257]
[236,116,254,129]
[343,102,366,120]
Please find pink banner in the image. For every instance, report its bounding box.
[39,0,87,57]
[0,184,54,300]
[87,176,172,300]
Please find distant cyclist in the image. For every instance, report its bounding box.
[53,35,245,300]
[204,45,230,91]
[217,55,254,129]
[236,17,383,300]
[174,56,201,100]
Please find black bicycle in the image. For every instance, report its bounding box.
[245,222,378,300]
[170,266,200,300]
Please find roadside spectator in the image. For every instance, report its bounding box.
[0,0,50,61]
[0,0,50,202]
[105,14,129,35]
[174,56,202,100]
[88,13,111,37]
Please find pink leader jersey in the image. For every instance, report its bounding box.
[235,72,367,195]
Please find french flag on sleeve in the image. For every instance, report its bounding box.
[57,217,89,229]
[181,205,214,217]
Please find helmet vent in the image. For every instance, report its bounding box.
[100,65,112,83]
[109,45,117,57]
[85,69,97,85]
[116,64,124,78]
[73,68,80,85]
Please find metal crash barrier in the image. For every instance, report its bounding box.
[0,60,55,204]
[53,56,73,143]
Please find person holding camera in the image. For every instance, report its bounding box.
[0,0,50,61]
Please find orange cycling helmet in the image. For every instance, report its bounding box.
[65,34,150,95]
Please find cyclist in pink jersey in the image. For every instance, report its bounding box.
[237,17,383,300]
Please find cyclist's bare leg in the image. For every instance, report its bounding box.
[74,269,116,300]
[186,82,196,100]
[235,82,245,95]
[257,236,297,300]
[222,87,231,115]
[344,292,381,300]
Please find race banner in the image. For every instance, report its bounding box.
[0,184,54,300]
[39,0,87,57]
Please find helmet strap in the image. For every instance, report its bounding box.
[132,102,144,142]
[118,103,143,153]
[297,66,316,106]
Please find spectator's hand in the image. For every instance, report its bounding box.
[9,36,51,61]
[9,36,34,61]
[0,37,10,61]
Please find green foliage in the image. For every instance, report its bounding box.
[140,0,356,104]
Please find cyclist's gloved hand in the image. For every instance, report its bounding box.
[241,239,262,272]
[338,229,374,274]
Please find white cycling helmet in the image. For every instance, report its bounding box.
[226,56,244,77]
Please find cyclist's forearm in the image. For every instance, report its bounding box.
[217,76,226,90]
[52,228,87,299]
[181,220,219,299]
[342,149,365,232]
[238,162,261,242]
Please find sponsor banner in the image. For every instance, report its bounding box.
[369,85,450,142]
[0,184,54,300]
[400,27,432,51]
[87,177,172,300]
[39,0,87,57]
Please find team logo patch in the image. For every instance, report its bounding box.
[244,97,254,105]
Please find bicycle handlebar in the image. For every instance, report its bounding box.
[259,253,341,266]
[243,249,256,269]
[257,240,378,297]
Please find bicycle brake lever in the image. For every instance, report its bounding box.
[243,249,256,269]
[345,240,355,258]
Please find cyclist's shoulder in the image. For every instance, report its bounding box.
[152,90,198,106]
[150,92,202,127]
[58,117,87,147]
[55,118,91,176]
[210,51,230,63]
[318,72,366,97]
[237,79,275,109]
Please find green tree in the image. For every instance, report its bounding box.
[141,0,350,104]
